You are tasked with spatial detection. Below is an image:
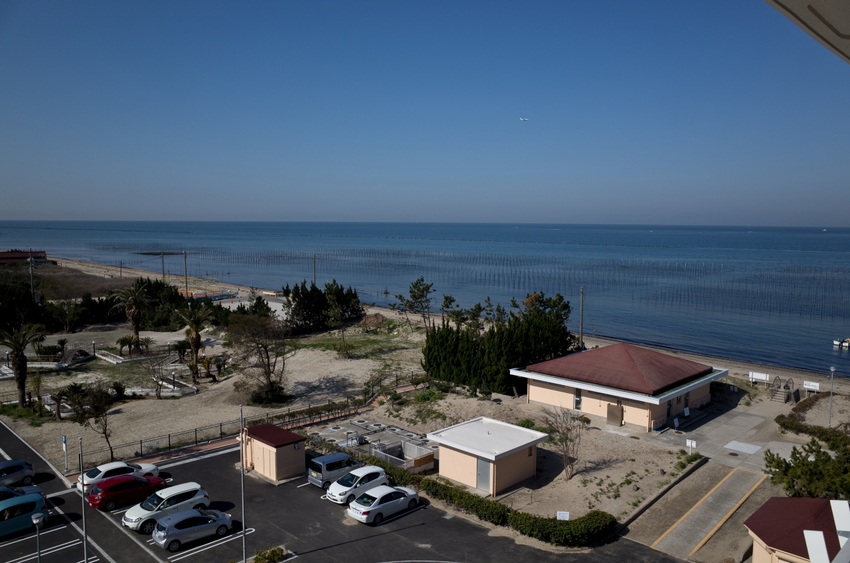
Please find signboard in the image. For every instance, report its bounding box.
[686,439,696,448]
[749,371,770,384]
[556,511,570,521]
[804,381,820,391]
[62,435,66,452]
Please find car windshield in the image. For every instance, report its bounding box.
[336,473,358,487]
[308,460,322,473]
[85,468,101,479]
[154,521,167,533]
[8,486,22,494]
[198,509,215,518]
[90,486,102,495]
[140,492,165,511]
[127,463,141,470]
[355,493,377,507]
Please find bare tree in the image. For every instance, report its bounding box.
[542,407,590,481]
[142,357,167,399]
[226,314,294,405]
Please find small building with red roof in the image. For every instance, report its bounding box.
[744,497,842,563]
[242,424,306,483]
[509,343,728,431]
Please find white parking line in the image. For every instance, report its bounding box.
[0,525,66,548]
[47,488,80,499]
[6,539,81,563]
[296,482,312,488]
[167,528,256,562]
[48,498,135,563]
[0,446,10,460]
[158,446,239,470]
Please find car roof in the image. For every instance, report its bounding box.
[312,452,351,463]
[157,482,202,496]
[0,493,44,510]
[93,461,130,471]
[357,485,396,498]
[349,465,383,476]
[0,459,29,469]
[96,474,142,487]
[156,508,205,527]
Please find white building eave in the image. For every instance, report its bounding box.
[509,368,729,405]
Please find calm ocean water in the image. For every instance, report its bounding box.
[2,221,849,375]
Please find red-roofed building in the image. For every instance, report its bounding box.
[744,497,842,563]
[509,343,728,431]
[242,424,306,483]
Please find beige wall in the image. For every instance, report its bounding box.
[527,380,574,409]
[494,445,537,495]
[527,379,715,432]
[244,437,305,481]
[748,531,811,563]
[274,443,305,480]
[438,445,478,490]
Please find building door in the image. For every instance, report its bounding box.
[684,392,690,410]
[667,400,672,419]
[476,458,490,492]
[606,402,623,426]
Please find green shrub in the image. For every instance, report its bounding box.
[684,452,703,464]
[515,418,535,428]
[419,479,513,526]
[414,388,442,403]
[253,546,286,563]
[507,510,617,547]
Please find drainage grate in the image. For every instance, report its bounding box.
[356,420,367,424]
[331,426,341,430]
[326,438,337,443]
[372,423,384,428]
[728,452,738,456]
[629,436,640,440]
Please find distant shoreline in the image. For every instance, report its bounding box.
[50,255,844,391]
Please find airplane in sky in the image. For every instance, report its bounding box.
[519,118,528,121]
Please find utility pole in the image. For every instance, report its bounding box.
[579,286,585,350]
[829,366,836,429]
[183,251,189,297]
[313,254,316,286]
[29,249,35,302]
[239,405,247,563]
[119,260,123,278]
[161,250,165,281]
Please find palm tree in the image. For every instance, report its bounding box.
[0,323,47,408]
[110,282,151,354]
[178,305,214,382]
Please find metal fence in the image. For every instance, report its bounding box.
[74,399,366,469]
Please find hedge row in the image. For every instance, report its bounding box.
[358,455,616,547]
[775,413,850,453]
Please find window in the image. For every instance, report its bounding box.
[528,447,533,457]
[677,396,681,404]
[574,388,582,411]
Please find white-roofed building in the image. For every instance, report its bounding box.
[426,417,548,496]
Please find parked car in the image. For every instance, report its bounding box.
[0,460,34,487]
[0,493,49,538]
[152,508,232,552]
[325,465,388,505]
[122,482,210,534]
[346,485,419,525]
[78,461,159,494]
[87,475,168,511]
[0,485,45,503]
[307,452,361,490]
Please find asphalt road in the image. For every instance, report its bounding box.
[0,421,684,563]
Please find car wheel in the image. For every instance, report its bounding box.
[21,476,33,486]
[373,513,383,525]
[105,500,116,511]
[346,495,355,505]
[193,504,206,510]
[167,540,181,553]
[408,499,417,510]
[216,525,228,537]
[322,481,331,491]
[140,520,156,535]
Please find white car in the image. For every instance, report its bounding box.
[122,482,209,534]
[346,485,419,525]
[78,461,159,494]
[325,466,388,505]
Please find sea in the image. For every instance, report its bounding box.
[2,221,849,376]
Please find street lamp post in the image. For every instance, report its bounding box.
[31,513,43,563]
[240,404,246,563]
[92,341,96,356]
[829,366,836,429]
[172,371,176,388]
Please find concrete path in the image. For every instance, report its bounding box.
[651,468,766,559]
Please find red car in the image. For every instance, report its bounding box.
[87,475,168,511]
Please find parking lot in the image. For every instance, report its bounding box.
[1,422,683,563]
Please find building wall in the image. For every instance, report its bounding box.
[747,531,811,563]
[494,445,537,495]
[274,442,305,480]
[438,445,478,490]
[527,380,574,409]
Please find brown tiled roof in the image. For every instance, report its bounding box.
[524,343,713,395]
[246,424,305,448]
[744,497,840,560]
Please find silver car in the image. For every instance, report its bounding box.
[152,508,232,552]
[346,485,419,525]
[0,460,34,487]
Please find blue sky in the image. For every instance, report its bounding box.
[1,1,848,226]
